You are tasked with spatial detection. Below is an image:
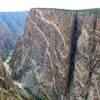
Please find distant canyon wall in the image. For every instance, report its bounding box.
[0,12,27,59]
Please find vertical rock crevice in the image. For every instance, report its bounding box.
[66,12,80,97]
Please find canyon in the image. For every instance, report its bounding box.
[10,8,100,100]
[0,12,27,60]
[0,8,100,100]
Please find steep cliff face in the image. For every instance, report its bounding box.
[10,9,100,100]
[0,12,27,59]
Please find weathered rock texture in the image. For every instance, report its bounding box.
[0,57,30,100]
[10,9,100,100]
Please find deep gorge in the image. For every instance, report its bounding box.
[0,8,100,100]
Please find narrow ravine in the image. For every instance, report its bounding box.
[66,12,80,97]
[3,52,12,76]
[3,51,28,95]
[3,51,49,100]
[3,51,42,100]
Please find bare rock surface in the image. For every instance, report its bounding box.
[10,9,100,100]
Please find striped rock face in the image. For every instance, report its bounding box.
[10,9,100,100]
[71,13,100,100]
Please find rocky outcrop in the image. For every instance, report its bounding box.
[10,9,100,100]
[0,12,27,59]
[0,57,30,100]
